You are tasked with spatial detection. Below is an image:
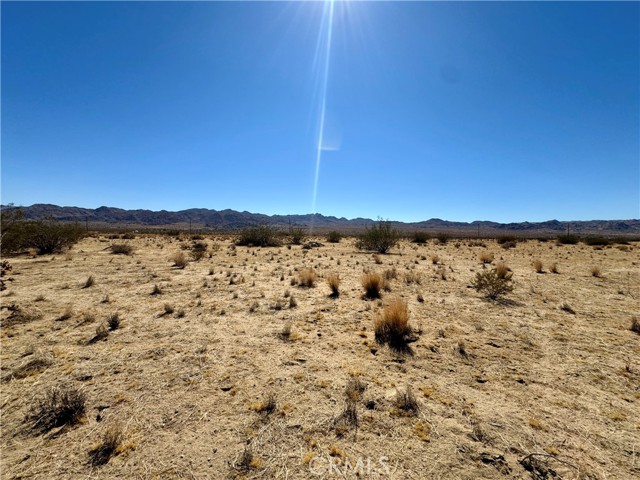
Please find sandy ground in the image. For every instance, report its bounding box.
[1,234,639,479]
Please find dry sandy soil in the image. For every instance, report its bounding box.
[1,234,639,479]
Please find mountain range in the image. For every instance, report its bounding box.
[3,204,639,236]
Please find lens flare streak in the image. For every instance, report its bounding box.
[311,0,335,221]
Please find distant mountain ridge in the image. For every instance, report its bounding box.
[2,204,639,235]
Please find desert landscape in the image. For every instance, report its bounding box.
[1,230,638,479]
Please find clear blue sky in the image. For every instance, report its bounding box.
[2,1,639,222]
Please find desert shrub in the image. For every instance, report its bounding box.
[436,232,450,244]
[583,237,612,246]
[170,252,187,269]
[590,266,601,277]
[410,231,430,244]
[383,267,398,281]
[0,207,25,253]
[501,240,517,249]
[631,317,640,334]
[550,263,559,274]
[26,385,86,433]
[237,225,282,247]
[374,297,413,352]
[297,268,317,288]
[471,269,513,300]
[109,244,134,255]
[2,219,84,255]
[557,234,579,245]
[496,235,518,244]
[89,424,124,466]
[189,241,208,261]
[533,260,544,273]
[326,231,342,243]
[356,220,399,254]
[82,276,95,289]
[289,227,306,245]
[107,313,120,331]
[361,272,383,299]
[326,273,340,297]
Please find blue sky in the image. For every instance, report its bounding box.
[2,1,638,222]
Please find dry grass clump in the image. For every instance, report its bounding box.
[471,269,513,300]
[26,385,86,434]
[550,262,559,274]
[479,252,494,264]
[383,267,398,281]
[361,272,383,299]
[2,356,52,383]
[430,255,440,265]
[297,268,317,288]
[345,376,366,402]
[170,252,187,269]
[495,262,511,279]
[630,317,640,334]
[394,385,419,415]
[404,271,422,285]
[533,260,544,273]
[82,275,95,289]
[151,284,162,296]
[326,273,340,297]
[251,393,277,416]
[590,266,601,277]
[278,321,292,341]
[89,424,124,466]
[4,306,43,327]
[560,303,576,314]
[374,297,414,353]
[109,244,134,255]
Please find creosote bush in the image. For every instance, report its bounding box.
[374,297,414,353]
[26,385,86,433]
[326,231,342,243]
[557,234,579,245]
[356,220,399,254]
[237,225,282,247]
[1,217,84,255]
[289,227,306,245]
[361,272,383,299]
[471,268,513,300]
[410,231,430,244]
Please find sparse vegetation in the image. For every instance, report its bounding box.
[237,225,282,247]
[361,272,383,299]
[326,231,342,243]
[326,273,340,297]
[410,231,430,244]
[1,218,84,255]
[374,297,414,353]
[297,268,317,287]
[471,268,513,300]
[289,227,306,245]
[170,252,187,269]
[630,317,640,334]
[533,260,544,273]
[26,385,86,433]
[591,266,601,277]
[557,234,579,245]
[109,244,134,255]
[89,424,124,466]
[356,219,399,254]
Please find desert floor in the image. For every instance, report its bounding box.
[1,234,639,479]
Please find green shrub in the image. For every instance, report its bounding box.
[435,232,450,244]
[496,235,518,244]
[557,234,579,245]
[471,269,513,300]
[410,231,430,244]
[356,220,399,254]
[583,237,611,246]
[326,231,342,243]
[289,227,306,245]
[2,219,84,255]
[237,225,282,247]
